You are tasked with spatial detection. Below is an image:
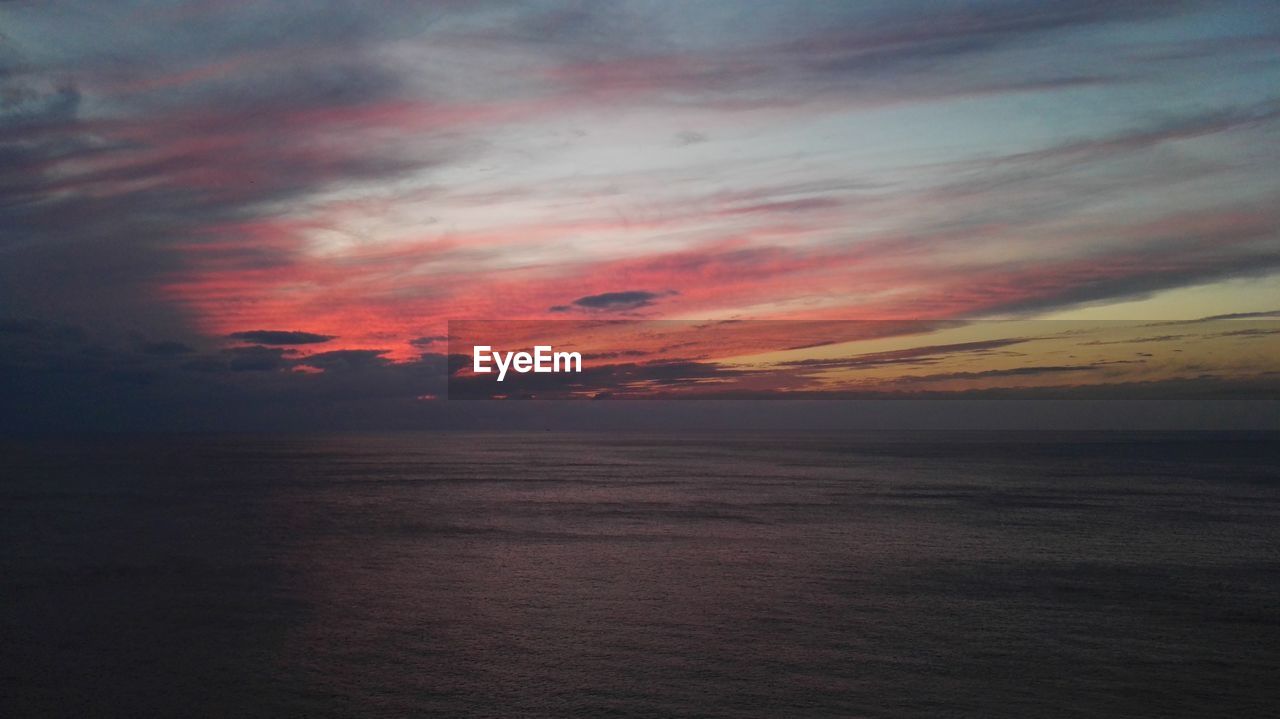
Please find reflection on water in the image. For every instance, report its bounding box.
[3,432,1278,717]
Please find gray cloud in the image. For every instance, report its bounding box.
[0,10,458,338]
[448,357,759,399]
[565,290,675,312]
[1199,309,1280,321]
[297,349,391,371]
[409,335,449,347]
[675,130,708,146]
[1,1,1278,432]
[140,340,196,356]
[226,345,293,372]
[777,338,1034,371]
[535,0,1203,110]
[228,331,336,345]
[891,364,1107,384]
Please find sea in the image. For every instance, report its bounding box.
[2,432,1278,717]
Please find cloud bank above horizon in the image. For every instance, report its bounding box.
[2,0,1279,428]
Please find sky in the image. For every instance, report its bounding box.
[2,0,1278,431]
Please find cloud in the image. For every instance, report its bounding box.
[296,349,391,371]
[409,335,449,347]
[718,197,844,216]
[0,318,86,343]
[140,340,195,356]
[225,345,292,372]
[562,290,675,312]
[449,356,759,399]
[675,130,708,146]
[582,350,651,360]
[538,0,1181,110]
[2,1,1279,430]
[227,330,336,345]
[891,365,1104,383]
[1199,309,1280,321]
[1211,328,1280,339]
[776,338,1033,371]
[0,317,454,431]
[6,0,1264,354]
[0,8,479,340]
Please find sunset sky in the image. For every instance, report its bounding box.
[2,1,1278,428]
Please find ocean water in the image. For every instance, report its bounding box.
[2,432,1278,718]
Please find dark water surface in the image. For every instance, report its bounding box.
[2,432,1278,717]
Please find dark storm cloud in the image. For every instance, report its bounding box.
[228,331,336,345]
